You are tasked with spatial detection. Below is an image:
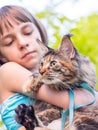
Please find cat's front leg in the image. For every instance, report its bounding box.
[23,73,43,96]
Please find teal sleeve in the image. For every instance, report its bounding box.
[0,93,34,130]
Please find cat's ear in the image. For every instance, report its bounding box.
[36,39,49,54]
[59,34,75,59]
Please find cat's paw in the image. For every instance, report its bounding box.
[23,73,42,94]
[30,73,42,91]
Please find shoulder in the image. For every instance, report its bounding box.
[0,62,32,93]
[0,61,32,84]
[0,62,25,81]
[0,62,18,74]
[0,62,19,79]
[0,62,31,77]
[0,62,24,72]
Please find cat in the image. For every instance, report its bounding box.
[15,34,98,130]
[23,34,96,92]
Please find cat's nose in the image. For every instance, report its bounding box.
[40,68,47,75]
[40,69,45,75]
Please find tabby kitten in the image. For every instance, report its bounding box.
[16,34,98,130]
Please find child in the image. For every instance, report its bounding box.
[0,5,98,130]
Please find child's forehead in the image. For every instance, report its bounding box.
[0,17,21,35]
[0,19,25,41]
[0,22,37,41]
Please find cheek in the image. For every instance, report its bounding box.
[2,49,19,61]
[33,29,42,41]
[35,42,44,56]
[0,48,10,60]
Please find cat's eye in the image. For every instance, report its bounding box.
[50,61,57,66]
[40,62,43,70]
[40,62,43,67]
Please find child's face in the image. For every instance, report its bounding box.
[0,21,43,71]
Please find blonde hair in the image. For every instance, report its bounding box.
[0,5,48,64]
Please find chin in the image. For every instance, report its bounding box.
[28,63,39,72]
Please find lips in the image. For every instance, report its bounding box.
[22,51,36,59]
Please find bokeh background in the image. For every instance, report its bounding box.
[0,0,98,129]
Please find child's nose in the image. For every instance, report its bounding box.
[17,36,29,49]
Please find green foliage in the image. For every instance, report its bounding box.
[0,120,3,126]
[70,13,98,88]
[0,120,7,130]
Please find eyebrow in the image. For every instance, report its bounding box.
[20,23,33,31]
[1,34,12,40]
[0,34,13,43]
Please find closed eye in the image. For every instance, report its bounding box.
[22,24,34,36]
[5,40,14,46]
[24,30,33,35]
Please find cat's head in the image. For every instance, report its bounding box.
[36,34,80,90]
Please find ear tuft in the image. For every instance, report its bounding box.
[65,33,74,38]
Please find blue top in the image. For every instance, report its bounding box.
[0,93,34,130]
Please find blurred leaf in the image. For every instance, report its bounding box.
[71,13,98,88]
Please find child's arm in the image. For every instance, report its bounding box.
[36,84,98,109]
[0,61,97,109]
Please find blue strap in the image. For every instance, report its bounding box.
[61,83,96,130]
[69,90,74,126]
[61,89,74,130]
[74,83,96,110]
